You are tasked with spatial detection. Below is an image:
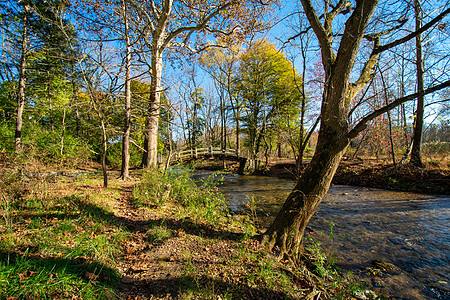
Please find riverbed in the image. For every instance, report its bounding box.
[195,171,449,299]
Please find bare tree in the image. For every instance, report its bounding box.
[120,0,132,180]
[409,0,425,167]
[263,0,450,257]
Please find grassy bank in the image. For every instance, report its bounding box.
[0,167,377,299]
[0,170,128,299]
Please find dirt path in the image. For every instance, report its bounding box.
[111,182,178,299]
[109,181,291,300]
[111,182,247,300]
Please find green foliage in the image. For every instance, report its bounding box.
[0,173,129,299]
[304,237,336,279]
[146,223,173,244]
[0,81,17,123]
[133,169,227,223]
[21,123,91,165]
[235,39,304,154]
[0,122,14,153]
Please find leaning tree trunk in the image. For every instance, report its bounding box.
[264,0,378,257]
[264,121,349,256]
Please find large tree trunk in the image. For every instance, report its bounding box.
[264,122,349,256]
[120,0,132,180]
[264,0,378,257]
[410,0,425,168]
[15,4,29,154]
[142,45,163,168]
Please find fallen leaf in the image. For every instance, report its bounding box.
[84,271,99,281]
[18,270,38,281]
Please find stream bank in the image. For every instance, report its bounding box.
[191,157,450,194]
[197,169,449,300]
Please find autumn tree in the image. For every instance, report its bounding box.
[264,0,450,257]
[236,39,303,161]
[200,41,243,153]
[126,0,274,168]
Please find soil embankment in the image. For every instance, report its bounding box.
[194,157,450,194]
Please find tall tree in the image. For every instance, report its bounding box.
[129,0,273,168]
[15,2,29,153]
[236,39,303,160]
[120,0,132,180]
[409,0,425,167]
[263,0,450,257]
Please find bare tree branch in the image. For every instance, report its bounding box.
[162,1,237,51]
[374,6,450,54]
[348,80,450,139]
[300,0,335,68]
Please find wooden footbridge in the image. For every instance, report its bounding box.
[171,146,265,174]
[174,146,241,161]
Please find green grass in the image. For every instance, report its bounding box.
[0,171,129,299]
[0,251,119,299]
[146,223,173,244]
[1,167,375,299]
[133,169,228,226]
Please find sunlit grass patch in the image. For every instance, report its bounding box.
[0,171,129,299]
[146,222,173,244]
[133,169,229,226]
[0,251,119,299]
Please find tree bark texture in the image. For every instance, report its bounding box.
[141,0,171,168]
[143,47,163,168]
[120,0,132,179]
[264,0,378,257]
[15,4,29,154]
[410,0,425,168]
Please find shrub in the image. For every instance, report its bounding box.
[133,169,227,223]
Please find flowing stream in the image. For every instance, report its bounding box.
[195,171,449,299]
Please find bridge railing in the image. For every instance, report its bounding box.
[174,146,240,160]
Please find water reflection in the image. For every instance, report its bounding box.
[202,171,449,300]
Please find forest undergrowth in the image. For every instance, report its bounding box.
[0,157,383,299]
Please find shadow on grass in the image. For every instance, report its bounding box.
[169,216,245,241]
[120,275,292,300]
[69,192,246,242]
[0,250,120,296]
[14,195,120,225]
[14,191,245,244]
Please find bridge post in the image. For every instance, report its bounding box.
[237,157,247,175]
[209,146,212,155]
[195,148,198,158]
